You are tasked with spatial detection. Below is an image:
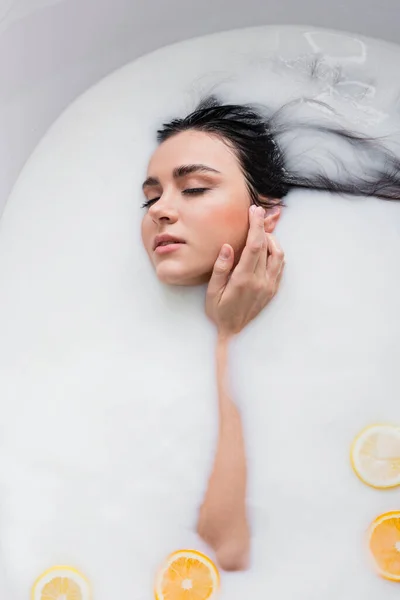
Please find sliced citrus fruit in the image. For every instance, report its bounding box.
[350,424,400,489]
[31,565,91,600]
[154,549,220,600]
[369,511,400,581]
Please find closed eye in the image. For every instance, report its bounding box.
[141,188,209,209]
[141,197,159,209]
[182,187,209,196]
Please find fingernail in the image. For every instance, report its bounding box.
[256,206,264,218]
[250,205,256,214]
[220,245,230,259]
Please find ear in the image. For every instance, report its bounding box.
[262,200,282,233]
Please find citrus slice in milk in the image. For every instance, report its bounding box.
[154,549,220,600]
[350,424,400,489]
[31,566,91,600]
[369,511,400,581]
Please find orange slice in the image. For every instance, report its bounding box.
[369,511,400,581]
[154,549,220,600]
[31,566,91,600]
[350,424,400,489]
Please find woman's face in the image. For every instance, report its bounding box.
[141,130,251,286]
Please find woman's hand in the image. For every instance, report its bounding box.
[205,205,285,338]
[200,205,284,570]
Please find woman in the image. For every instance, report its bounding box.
[141,96,400,571]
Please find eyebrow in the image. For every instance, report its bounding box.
[142,164,221,190]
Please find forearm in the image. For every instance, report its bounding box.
[197,334,250,570]
[205,335,247,525]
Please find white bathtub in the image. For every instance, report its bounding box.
[1,4,400,600]
[1,0,399,216]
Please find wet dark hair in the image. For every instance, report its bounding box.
[156,95,400,210]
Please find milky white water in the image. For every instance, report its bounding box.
[0,25,400,600]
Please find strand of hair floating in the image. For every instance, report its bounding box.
[269,100,400,202]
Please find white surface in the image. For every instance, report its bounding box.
[1,25,400,599]
[1,0,400,217]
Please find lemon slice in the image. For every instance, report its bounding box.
[31,565,91,600]
[369,511,400,581]
[154,549,220,600]
[350,424,400,489]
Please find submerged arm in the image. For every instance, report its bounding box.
[199,205,285,571]
[197,334,249,571]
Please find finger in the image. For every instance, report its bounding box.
[207,244,235,300]
[273,261,285,295]
[236,206,265,274]
[255,231,268,278]
[275,258,285,288]
[266,234,285,279]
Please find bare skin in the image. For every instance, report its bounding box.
[141,130,282,286]
[141,130,285,570]
[197,334,250,571]
[198,206,285,570]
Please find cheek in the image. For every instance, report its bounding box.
[141,217,153,253]
[201,204,249,249]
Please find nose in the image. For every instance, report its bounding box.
[148,191,178,224]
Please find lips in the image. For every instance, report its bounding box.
[153,234,185,250]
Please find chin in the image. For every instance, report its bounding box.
[155,261,210,287]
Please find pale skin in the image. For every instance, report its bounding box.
[141,130,285,571]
